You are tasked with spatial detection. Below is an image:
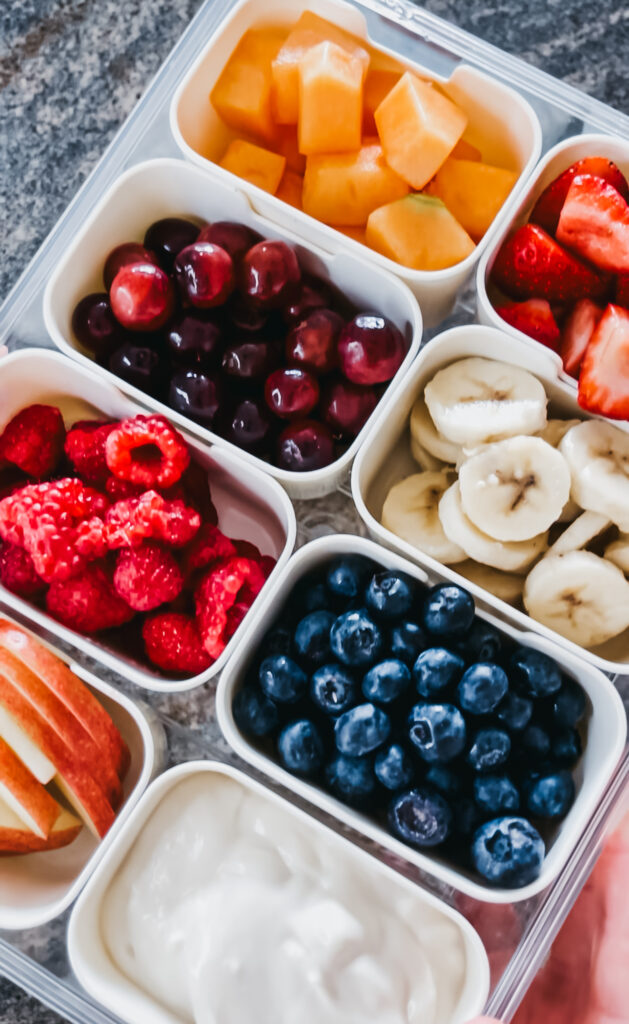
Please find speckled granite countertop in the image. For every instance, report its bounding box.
[1,0,629,1020]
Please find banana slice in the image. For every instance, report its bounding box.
[537,418,581,448]
[560,420,629,531]
[455,560,524,605]
[438,481,548,572]
[546,511,611,557]
[424,357,548,446]
[605,534,629,575]
[557,498,581,524]
[523,550,629,647]
[410,397,462,465]
[410,435,445,472]
[382,472,466,564]
[458,436,571,542]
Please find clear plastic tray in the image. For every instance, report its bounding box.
[1,0,628,1020]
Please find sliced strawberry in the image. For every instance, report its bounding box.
[491,223,608,303]
[556,175,629,274]
[616,274,629,308]
[530,157,629,236]
[559,299,604,378]
[495,299,560,350]
[578,303,629,419]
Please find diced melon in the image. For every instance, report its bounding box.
[220,139,286,194]
[211,29,285,144]
[451,138,482,161]
[338,225,367,245]
[276,170,304,209]
[363,68,401,133]
[271,11,369,124]
[374,72,467,189]
[428,158,518,240]
[298,41,364,155]
[366,193,475,270]
[302,140,409,226]
[275,127,307,174]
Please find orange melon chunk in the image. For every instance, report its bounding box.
[363,68,401,134]
[211,29,286,144]
[366,194,475,270]
[271,11,369,125]
[338,225,367,245]
[302,141,409,226]
[375,72,467,189]
[275,127,307,174]
[298,41,364,155]
[220,139,286,194]
[276,170,304,209]
[428,158,518,240]
[451,138,482,161]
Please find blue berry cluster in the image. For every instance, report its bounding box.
[233,556,586,888]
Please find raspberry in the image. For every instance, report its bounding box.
[233,539,263,561]
[0,404,65,478]
[184,523,236,574]
[104,476,145,501]
[105,415,190,489]
[64,420,115,484]
[195,556,266,660]
[143,612,212,674]
[225,600,251,640]
[46,563,135,634]
[260,555,277,578]
[105,491,200,549]
[180,461,218,524]
[0,542,46,597]
[113,542,184,612]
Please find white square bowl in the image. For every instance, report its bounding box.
[0,611,162,930]
[0,349,295,692]
[169,0,542,327]
[68,759,490,1024]
[42,157,422,500]
[216,535,626,903]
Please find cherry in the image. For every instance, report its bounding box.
[239,240,301,309]
[276,420,335,471]
[109,343,165,395]
[109,263,175,332]
[222,340,278,386]
[337,313,407,385]
[321,378,379,438]
[283,276,331,326]
[222,397,274,453]
[174,242,234,309]
[103,243,158,291]
[264,368,319,419]
[143,218,199,272]
[197,221,261,262]
[285,308,343,375]
[224,293,269,334]
[167,312,223,368]
[169,370,223,427]
[71,293,127,357]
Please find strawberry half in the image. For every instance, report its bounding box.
[559,298,603,378]
[616,274,629,308]
[491,223,608,303]
[557,175,629,274]
[495,298,560,350]
[530,157,629,236]
[578,303,629,419]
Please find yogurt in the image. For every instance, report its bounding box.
[103,774,468,1024]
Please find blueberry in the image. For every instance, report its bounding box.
[388,788,452,847]
[552,728,582,767]
[310,664,356,716]
[467,728,511,772]
[294,610,335,666]
[261,626,292,658]
[390,621,427,665]
[277,719,324,777]
[326,557,366,603]
[233,685,280,738]
[302,582,329,613]
[407,703,467,763]
[362,659,411,704]
[424,765,461,799]
[457,619,503,663]
[413,647,464,698]
[334,702,391,756]
[453,797,482,837]
[524,771,575,819]
[330,609,383,667]
[510,646,562,698]
[497,692,533,733]
[474,774,520,816]
[422,583,475,638]
[374,743,416,791]
[326,753,376,806]
[259,655,307,703]
[458,662,509,715]
[552,679,586,729]
[365,570,414,620]
[472,817,545,887]
[521,724,551,761]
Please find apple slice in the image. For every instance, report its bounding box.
[0,620,129,780]
[0,703,55,784]
[0,735,59,839]
[0,795,82,854]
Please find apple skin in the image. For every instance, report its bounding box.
[0,736,58,839]
[0,798,81,853]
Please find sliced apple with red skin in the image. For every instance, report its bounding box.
[0,703,55,784]
[0,795,81,854]
[0,620,129,781]
[0,735,59,839]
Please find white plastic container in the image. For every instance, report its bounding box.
[42,158,422,500]
[216,535,627,903]
[170,0,542,327]
[0,612,162,931]
[0,349,295,692]
[68,759,491,1024]
[476,131,629,383]
[351,323,629,675]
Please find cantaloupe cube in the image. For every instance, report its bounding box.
[211,29,286,144]
[220,139,286,194]
[366,194,475,270]
[271,11,369,124]
[276,170,304,209]
[275,127,307,174]
[338,225,367,245]
[298,41,364,155]
[302,140,409,226]
[428,158,518,240]
[451,138,482,161]
[374,72,467,189]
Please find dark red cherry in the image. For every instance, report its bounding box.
[222,340,278,385]
[282,276,331,326]
[337,313,407,385]
[71,293,128,357]
[222,397,274,453]
[224,293,269,334]
[143,218,200,272]
[109,343,166,395]
[174,242,234,309]
[169,370,223,428]
[103,243,159,291]
[276,420,336,471]
[285,308,343,375]
[109,263,175,332]
[239,240,301,309]
[167,312,223,368]
[197,221,261,262]
[264,368,319,419]
[321,378,379,438]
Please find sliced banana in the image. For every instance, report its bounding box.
[410,435,445,472]
[557,498,581,524]
[382,471,466,564]
[458,436,571,542]
[605,534,629,575]
[546,511,611,557]
[523,550,629,648]
[410,397,462,465]
[455,560,524,605]
[438,481,548,572]
[537,418,581,448]
[424,357,547,446]
[560,420,629,531]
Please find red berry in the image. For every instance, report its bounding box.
[105,491,200,549]
[285,308,343,374]
[239,240,301,309]
[0,404,65,478]
[337,314,407,385]
[113,542,184,612]
[195,556,266,660]
[46,564,135,634]
[578,303,629,419]
[559,299,604,378]
[104,243,159,291]
[556,174,629,275]
[64,420,116,484]
[174,242,235,308]
[142,612,211,674]
[616,274,629,308]
[109,262,175,332]
[105,414,190,489]
[491,223,608,303]
[495,298,561,351]
[264,368,319,419]
[530,157,629,236]
[180,461,218,524]
[0,542,46,597]
[321,379,378,438]
[183,523,236,574]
